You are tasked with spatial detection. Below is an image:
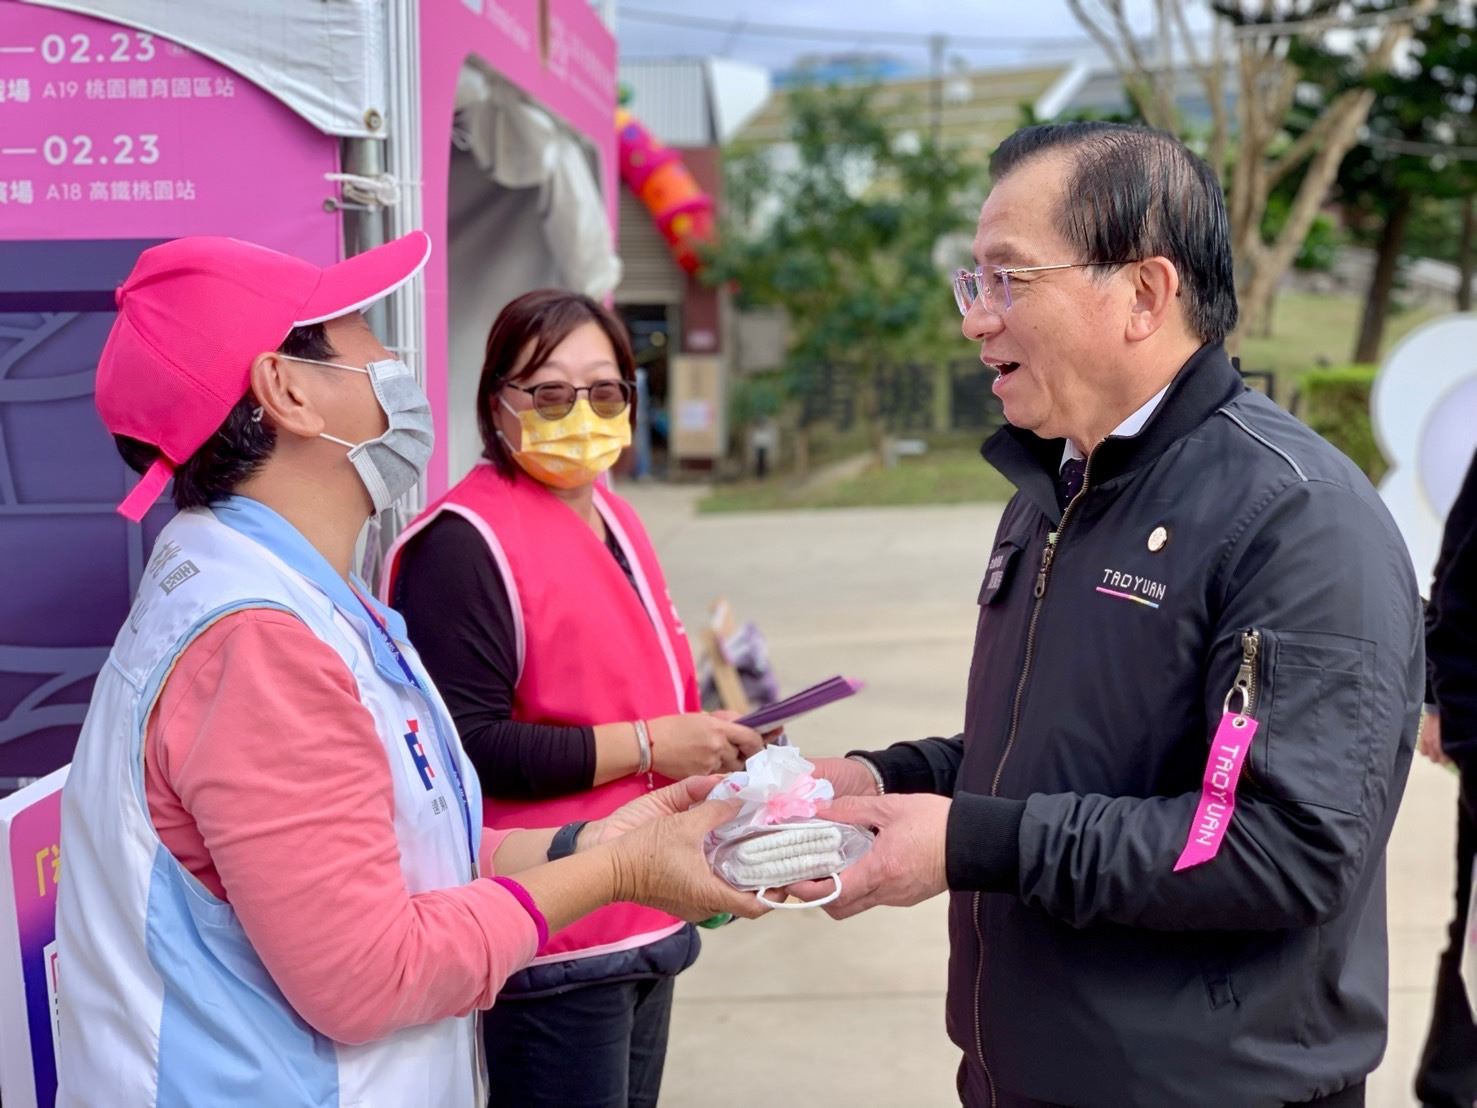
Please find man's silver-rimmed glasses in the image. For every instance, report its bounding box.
[952,261,1132,316]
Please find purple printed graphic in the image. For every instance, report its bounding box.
[0,302,165,786]
[0,4,340,790]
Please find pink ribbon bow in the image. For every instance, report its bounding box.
[761,775,824,824]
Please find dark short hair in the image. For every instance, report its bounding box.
[476,289,638,477]
[114,323,335,511]
[989,122,1238,344]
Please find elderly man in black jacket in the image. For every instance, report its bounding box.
[1414,447,1477,1108]
[797,122,1424,1108]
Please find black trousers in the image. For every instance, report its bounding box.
[484,975,675,1108]
[1415,754,1477,1108]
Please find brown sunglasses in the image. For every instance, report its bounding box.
[506,380,633,421]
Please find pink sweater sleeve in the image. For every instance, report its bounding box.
[479,829,516,873]
[144,609,538,1045]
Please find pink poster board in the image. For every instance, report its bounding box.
[0,767,68,1108]
[0,1,341,259]
[418,0,618,495]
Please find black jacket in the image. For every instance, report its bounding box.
[863,345,1423,1107]
[1428,448,1477,755]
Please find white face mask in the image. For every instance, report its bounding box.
[723,819,849,911]
[282,355,435,513]
[758,875,843,911]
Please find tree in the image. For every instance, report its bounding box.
[710,84,975,467]
[1333,8,1477,360]
[1066,0,1233,174]
[1066,0,1434,344]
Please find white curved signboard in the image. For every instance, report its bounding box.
[1371,313,1477,588]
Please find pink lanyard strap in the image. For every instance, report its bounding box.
[1174,711,1258,871]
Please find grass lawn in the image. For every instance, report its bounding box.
[699,446,1014,513]
[1238,291,1439,399]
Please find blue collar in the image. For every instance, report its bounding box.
[210,496,412,683]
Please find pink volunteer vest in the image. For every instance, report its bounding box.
[386,464,699,960]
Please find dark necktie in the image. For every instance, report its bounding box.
[1058,456,1086,512]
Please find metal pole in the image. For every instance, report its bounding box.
[929,33,945,148]
[341,137,390,337]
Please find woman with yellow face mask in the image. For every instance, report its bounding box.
[385,289,765,1107]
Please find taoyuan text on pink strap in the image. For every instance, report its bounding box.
[1174,712,1258,872]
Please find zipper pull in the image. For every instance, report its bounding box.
[1223,629,1261,718]
[1034,533,1058,598]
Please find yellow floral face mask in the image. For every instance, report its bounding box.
[499,396,632,489]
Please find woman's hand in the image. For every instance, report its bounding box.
[586,776,723,846]
[647,712,764,777]
[606,799,770,922]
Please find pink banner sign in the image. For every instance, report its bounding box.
[0,2,340,258]
[434,0,617,144]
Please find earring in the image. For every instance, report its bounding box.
[250,406,265,423]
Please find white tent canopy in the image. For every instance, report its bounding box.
[454,62,621,301]
[19,0,388,138]
[443,60,622,476]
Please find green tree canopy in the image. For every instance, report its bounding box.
[710,83,977,455]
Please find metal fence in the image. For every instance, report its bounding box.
[796,361,1278,435]
[798,360,1005,433]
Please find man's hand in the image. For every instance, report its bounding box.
[786,794,951,920]
[586,776,722,847]
[810,756,882,798]
[1418,710,1449,766]
[607,799,771,923]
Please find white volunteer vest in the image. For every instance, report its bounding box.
[55,508,484,1107]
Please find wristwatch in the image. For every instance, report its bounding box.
[547,819,590,862]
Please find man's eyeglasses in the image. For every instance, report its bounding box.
[506,380,633,420]
[952,261,1134,316]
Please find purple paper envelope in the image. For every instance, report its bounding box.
[737,676,863,732]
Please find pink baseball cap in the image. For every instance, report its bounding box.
[97,230,432,521]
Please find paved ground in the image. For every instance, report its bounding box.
[622,483,1461,1108]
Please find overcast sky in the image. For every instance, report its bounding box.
[613,1,1194,74]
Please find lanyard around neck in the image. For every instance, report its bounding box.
[353,592,477,867]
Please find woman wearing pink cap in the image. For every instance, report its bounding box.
[385,290,767,1107]
[54,235,765,1108]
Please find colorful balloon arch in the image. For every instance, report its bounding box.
[616,108,716,276]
